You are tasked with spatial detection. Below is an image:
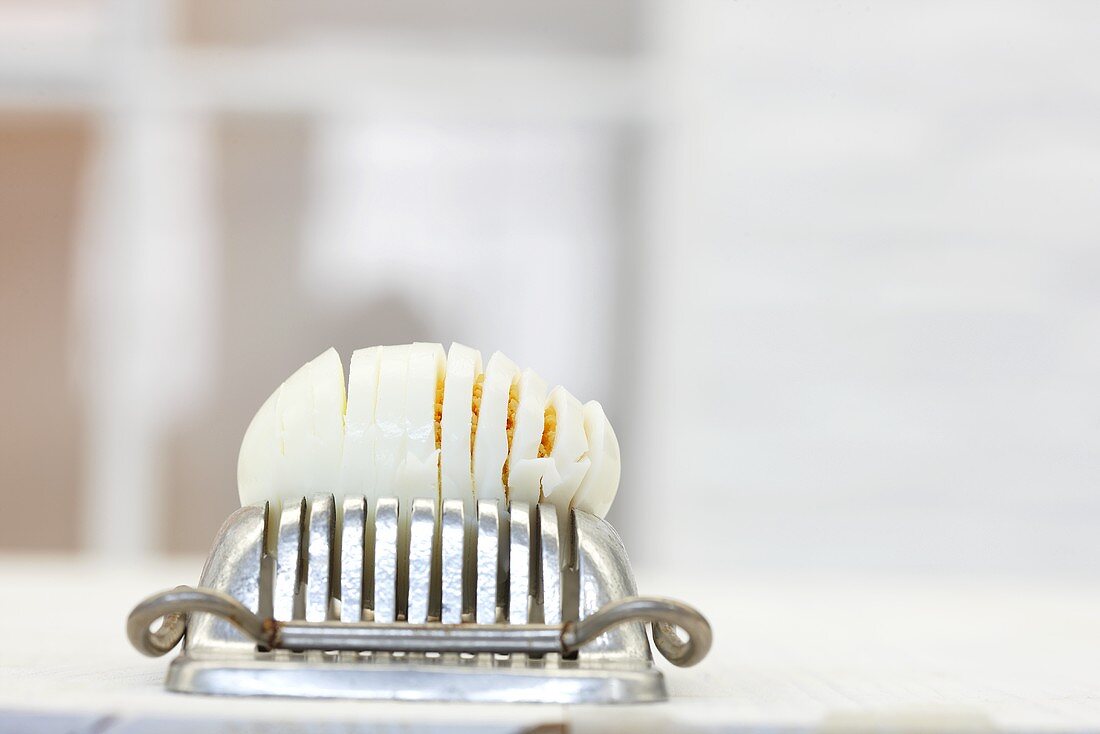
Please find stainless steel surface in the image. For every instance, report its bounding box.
[305,493,334,622]
[273,499,303,621]
[132,587,710,662]
[373,497,398,624]
[339,496,365,622]
[406,498,435,624]
[277,621,563,655]
[575,508,652,663]
[187,503,265,652]
[128,587,187,656]
[136,494,710,703]
[538,504,562,625]
[440,499,464,624]
[168,658,666,704]
[509,502,531,624]
[129,587,273,656]
[565,596,712,667]
[475,500,500,624]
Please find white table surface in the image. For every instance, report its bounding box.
[1,555,1098,733]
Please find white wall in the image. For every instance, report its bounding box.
[631,0,1100,577]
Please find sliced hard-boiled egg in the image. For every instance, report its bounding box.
[237,343,621,522]
[506,368,554,506]
[399,342,445,500]
[372,344,410,500]
[237,387,278,509]
[237,347,346,510]
[539,386,591,518]
[439,343,482,505]
[336,346,381,498]
[570,400,620,518]
[471,352,520,504]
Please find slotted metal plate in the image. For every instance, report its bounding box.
[174,494,666,704]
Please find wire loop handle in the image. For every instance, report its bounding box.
[128,586,711,667]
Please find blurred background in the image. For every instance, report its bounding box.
[1,0,1097,580]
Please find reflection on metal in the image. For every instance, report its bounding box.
[339,496,365,622]
[440,499,464,625]
[475,500,500,625]
[509,502,532,624]
[372,498,398,624]
[132,494,711,704]
[406,498,436,624]
[305,494,334,622]
[273,499,304,622]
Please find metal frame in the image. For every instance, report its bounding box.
[130,494,711,704]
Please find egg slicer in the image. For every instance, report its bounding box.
[128,493,711,704]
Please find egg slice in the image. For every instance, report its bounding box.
[471,352,521,504]
[569,401,620,518]
[237,389,278,510]
[505,368,555,505]
[399,342,445,501]
[440,343,482,508]
[373,344,410,500]
[336,346,381,499]
[237,348,346,510]
[539,386,591,518]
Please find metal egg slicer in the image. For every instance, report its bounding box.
[129,493,711,704]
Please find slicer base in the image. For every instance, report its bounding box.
[167,652,668,704]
